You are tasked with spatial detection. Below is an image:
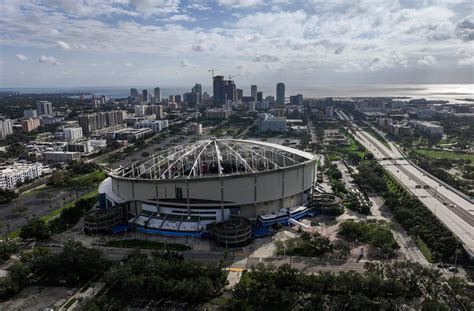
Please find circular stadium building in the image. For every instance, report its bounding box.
[96,138,317,237]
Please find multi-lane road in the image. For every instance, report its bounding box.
[350,127,474,258]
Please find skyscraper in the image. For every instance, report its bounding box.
[213,75,226,106]
[290,94,303,105]
[225,80,236,102]
[142,89,148,102]
[257,91,263,102]
[251,85,257,99]
[130,88,139,98]
[236,89,243,102]
[36,100,53,116]
[154,87,161,102]
[276,83,285,105]
[192,83,202,102]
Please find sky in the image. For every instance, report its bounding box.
[0,0,473,88]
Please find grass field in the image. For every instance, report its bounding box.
[39,190,98,223]
[414,149,474,162]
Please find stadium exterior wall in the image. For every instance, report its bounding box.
[106,159,317,219]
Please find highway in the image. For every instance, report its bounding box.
[351,128,474,258]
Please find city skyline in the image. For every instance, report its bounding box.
[1,0,473,88]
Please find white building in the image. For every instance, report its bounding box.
[248,102,256,112]
[0,118,14,140]
[134,105,147,117]
[63,127,83,141]
[187,122,203,135]
[258,113,287,132]
[134,120,169,133]
[409,120,444,136]
[0,162,43,190]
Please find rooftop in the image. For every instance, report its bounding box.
[112,138,315,180]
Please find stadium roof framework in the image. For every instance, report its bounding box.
[113,138,315,180]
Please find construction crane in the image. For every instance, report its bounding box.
[228,73,240,81]
[208,69,219,79]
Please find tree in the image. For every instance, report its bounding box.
[19,219,50,240]
[0,189,18,204]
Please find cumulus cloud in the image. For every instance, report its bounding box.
[38,55,60,65]
[417,55,437,66]
[56,40,71,50]
[455,17,474,41]
[456,49,474,65]
[16,54,28,61]
[253,54,280,63]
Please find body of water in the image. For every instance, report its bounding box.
[1,84,473,104]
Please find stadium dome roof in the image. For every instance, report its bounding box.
[112,138,315,180]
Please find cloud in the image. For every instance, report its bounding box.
[456,49,474,65]
[455,17,474,41]
[180,59,191,67]
[338,62,362,72]
[253,54,280,63]
[129,0,180,15]
[417,55,437,66]
[16,54,28,61]
[217,0,264,8]
[334,46,344,55]
[56,40,71,50]
[125,62,133,67]
[168,14,195,22]
[192,43,209,52]
[38,55,61,65]
[187,3,211,11]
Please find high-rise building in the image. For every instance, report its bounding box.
[192,83,203,102]
[130,88,139,97]
[63,127,83,141]
[251,85,257,99]
[21,118,41,132]
[236,89,243,101]
[78,111,125,134]
[142,89,148,102]
[184,92,200,106]
[257,91,263,102]
[153,87,161,102]
[130,88,139,103]
[0,118,13,139]
[150,105,164,119]
[276,83,285,105]
[175,95,182,103]
[24,109,37,118]
[290,94,303,106]
[36,100,53,116]
[225,80,236,102]
[169,95,175,103]
[213,75,226,106]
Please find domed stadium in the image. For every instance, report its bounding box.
[95,138,317,237]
